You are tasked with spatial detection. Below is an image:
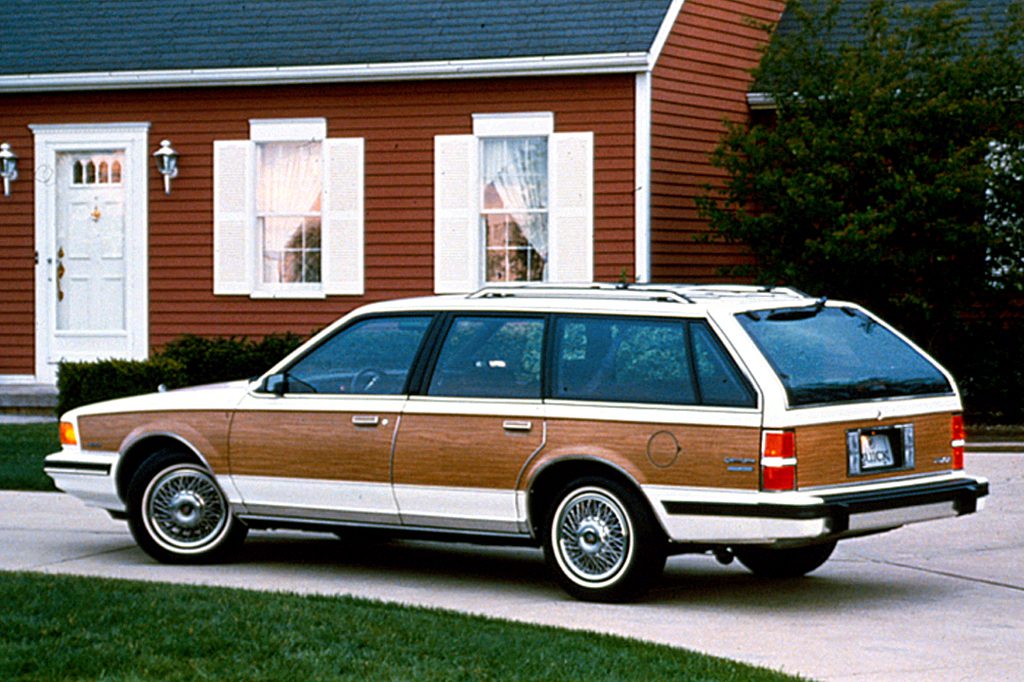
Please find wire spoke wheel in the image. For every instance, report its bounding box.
[144,465,229,551]
[553,487,633,586]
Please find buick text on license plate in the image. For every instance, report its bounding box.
[859,433,894,469]
[846,424,914,476]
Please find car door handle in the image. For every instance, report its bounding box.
[351,415,380,427]
[503,420,533,432]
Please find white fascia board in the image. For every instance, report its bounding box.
[0,52,651,93]
[648,0,687,68]
[634,72,652,284]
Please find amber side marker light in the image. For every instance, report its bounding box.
[59,421,78,446]
[951,415,966,470]
[761,430,796,491]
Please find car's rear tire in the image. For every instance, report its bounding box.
[543,477,665,602]
[127,449,247,564]
[733,541,836,578]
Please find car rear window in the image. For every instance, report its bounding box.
[737,305,953,406]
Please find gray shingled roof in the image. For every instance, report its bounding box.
[1,0,674,76]
[775,0,1022,48]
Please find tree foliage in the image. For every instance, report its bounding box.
[699,0,1024,351]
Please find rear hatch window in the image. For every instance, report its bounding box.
[737,305,953,406]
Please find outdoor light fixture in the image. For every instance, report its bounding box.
[153,139,178,195]
[0,143,18,196]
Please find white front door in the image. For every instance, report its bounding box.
[32,124,150,384]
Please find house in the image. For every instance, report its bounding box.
[0,0,785,394]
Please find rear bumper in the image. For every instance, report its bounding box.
[645,474,988,544]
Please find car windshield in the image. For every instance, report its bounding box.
[737,305,953,406]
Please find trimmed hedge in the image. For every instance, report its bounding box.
[56,333,305,416]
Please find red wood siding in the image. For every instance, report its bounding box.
[0,75,635,373]
[650,0,784,282]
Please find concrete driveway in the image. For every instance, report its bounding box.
[2,452,1020,682]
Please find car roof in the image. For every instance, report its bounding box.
[355,284,825,317]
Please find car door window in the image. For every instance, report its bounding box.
[552,316,697,405]
[427,316,544,399]
[285,315,433,394]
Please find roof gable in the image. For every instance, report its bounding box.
[2,0,674,77]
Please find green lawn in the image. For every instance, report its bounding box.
[0,426,807,680]
[0,423,58,491]
[0,572,807,681]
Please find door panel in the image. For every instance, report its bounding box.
[392,404,544,532]
[228,395,403,523]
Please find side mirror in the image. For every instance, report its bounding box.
[262,373,288,396]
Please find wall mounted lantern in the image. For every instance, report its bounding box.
[153,139,178,195]
[0,143,18,196]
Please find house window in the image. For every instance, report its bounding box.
[213,118,364,298]
[433,113,593,294]
[480,137,548,282]
[257,141,322,287]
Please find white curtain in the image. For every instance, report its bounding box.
[257,141,322,214]
[481,137,549,259]
[257,142,323,283]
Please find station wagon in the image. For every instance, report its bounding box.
[45,284,988,601]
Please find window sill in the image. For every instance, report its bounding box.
[249,290,327,300]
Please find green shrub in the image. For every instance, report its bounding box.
[56,333,306,416]
[57,356,188,416]
[161,333,304,386]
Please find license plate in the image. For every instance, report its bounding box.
[859,433,894,469]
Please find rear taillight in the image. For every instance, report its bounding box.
[951,415,965,470]
[761,430,796,491]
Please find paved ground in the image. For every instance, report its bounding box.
[1,452,1020,682]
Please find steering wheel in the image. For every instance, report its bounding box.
[350,368,383,394]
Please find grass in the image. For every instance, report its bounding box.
[0,423,58,491]
[0,572,808,682]
[0,425,807,680]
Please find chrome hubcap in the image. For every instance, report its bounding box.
[146,467,228,549]
[556,490,630,583]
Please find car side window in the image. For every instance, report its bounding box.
[285,316,433,395]
[552,316,697,405]
[691,322,757,408]
[427,316,544,399]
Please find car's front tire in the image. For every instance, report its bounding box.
[733,541,836,578]
[127,449,247,564]
[543,477,665,602]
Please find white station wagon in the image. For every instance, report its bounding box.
[46,284,988,601]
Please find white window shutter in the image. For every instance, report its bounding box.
[321,138,365,295]
[548,132,594,284]
[213,140,254,295]
[434,135,479,294]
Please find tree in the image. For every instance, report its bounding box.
[698,0,1024,353]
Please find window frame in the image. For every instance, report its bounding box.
[433,113,593,294]
[475,114,554,286]
[213,118,365,299]
[415,312,549,401]
[262,312,440,397]
[250,119,327,298]
[546,314,759,409]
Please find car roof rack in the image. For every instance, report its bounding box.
[640,284,812,301]
[468,283,812,305]
[468,283,695,304]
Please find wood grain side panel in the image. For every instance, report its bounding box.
[536,419,761,490]
[77,411,232,472]
[392,414,543,489]
[228,410,398,482]
[797,413,954,488]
